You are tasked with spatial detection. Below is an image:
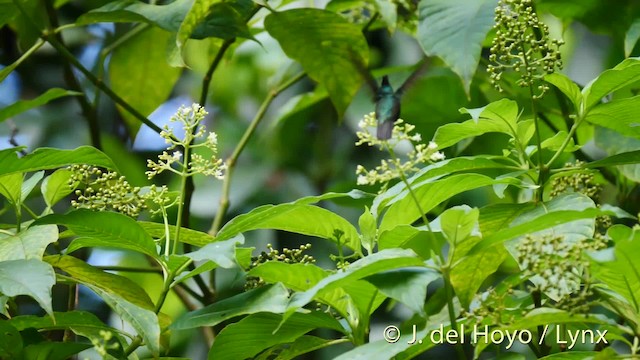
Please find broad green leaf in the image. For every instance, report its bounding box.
[174,0,221,66]
[334,326,431,360]
[248,262,328,291]
[265,9,368,116]
[450,246,507,308]
[365,268,438,315]
[274,335,342,360]
[479,203,533,237]
[22,342,92,360]
[216,203,360,251]
[36,209,158,259]
[471,193,621,254]
[417,0,499,92]
[285,249,423,319]
[584,96,640,139]
[89,285,160,355]
[0,173,22,205]
[434,99,519,149]
[0,146,116,177]
[539,352,605,360]
[594,126,640,181]
[358,206,377,254]
[540,131,580,152]
[0,1,17,28]
[591,225,640,312]
[582,58,640,110]
[0,225,58,261]
[45,255,155,310]
[139,221,215,247]
[544,73,582,111]
[77,0,254,40]
[342,280,387,317]
[110,27,182,136]
[625,19,640,57]
[0,88,80,123]
[0,259,55,318]
[9,311,127,351]
[584,150,640,168]
[0,321,22,359]
[20,170,44,202]
[372,156,513,216]
[171,283,290,330]
[439,205,479,245]
[380,174,525,232]
[293,189,371,206]
[208,312,343,360]
[41,169,74,208]
[184,234,244,268]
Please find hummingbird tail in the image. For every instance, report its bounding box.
[377,121,393,140]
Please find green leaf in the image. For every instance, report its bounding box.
[0,173,22,205]
[0,88,81,123]
[584,96,640,139]
[216,203,360,251]
[0,146,116,177]
[208,312,343,360]
[626,19,640,57]
[44,255,155,310]
[540,131,580,152]
[593,126,640,182]
[171,283,290,330]
[582,58,640,110]
[0,321,22,359]
[9,311,126,351]
[544,73,583,111]
[471,194,618,253]
[591,225,640,312]
[274,335,340,360]
[358,206,377,254]
[285,249,423,319]
[184,234,244,268]
[35,210,158,259]
[22,342,92,360]
[434,99,519,148]
[109,26,182,136]
[265,9,368,116]
[89,285,161,356]
[0,259,55,318]
[334,326,432,360]
[539,352,604,360]
[78,0,254,40]
[584,150,640,168]
[41,169,74,208]
[417,0,499,92]
[365,268,438,315]
[20,170,44,202]
[0,225,58,261]
[371,156,512,216]
[439,205,479,245]
[248,262,328,291]
[450,246,507,308]
[380,174,522,232]
[139,221,215,247]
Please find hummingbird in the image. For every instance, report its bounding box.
[358,57,430,140]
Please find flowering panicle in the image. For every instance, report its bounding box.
[146,103,225,180]
[245,243,315,290]
[69,165,146,218]
[355,112,444,190]
[488,0,564,98]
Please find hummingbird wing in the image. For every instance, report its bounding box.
[348,49,379,98]
[395,57,430,96]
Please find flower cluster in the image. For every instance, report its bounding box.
[69,165,146,218]
[244,243,315,290]
[355,112,444,190]
[515,234,605,302]
[488,0,564,98]
[550,162,602,200]
[146,103,225,180]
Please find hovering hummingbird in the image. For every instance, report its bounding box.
[358,58,430,140]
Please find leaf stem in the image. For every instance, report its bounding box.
[209,71,306,235]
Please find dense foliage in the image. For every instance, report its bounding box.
[1,0,640,359]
